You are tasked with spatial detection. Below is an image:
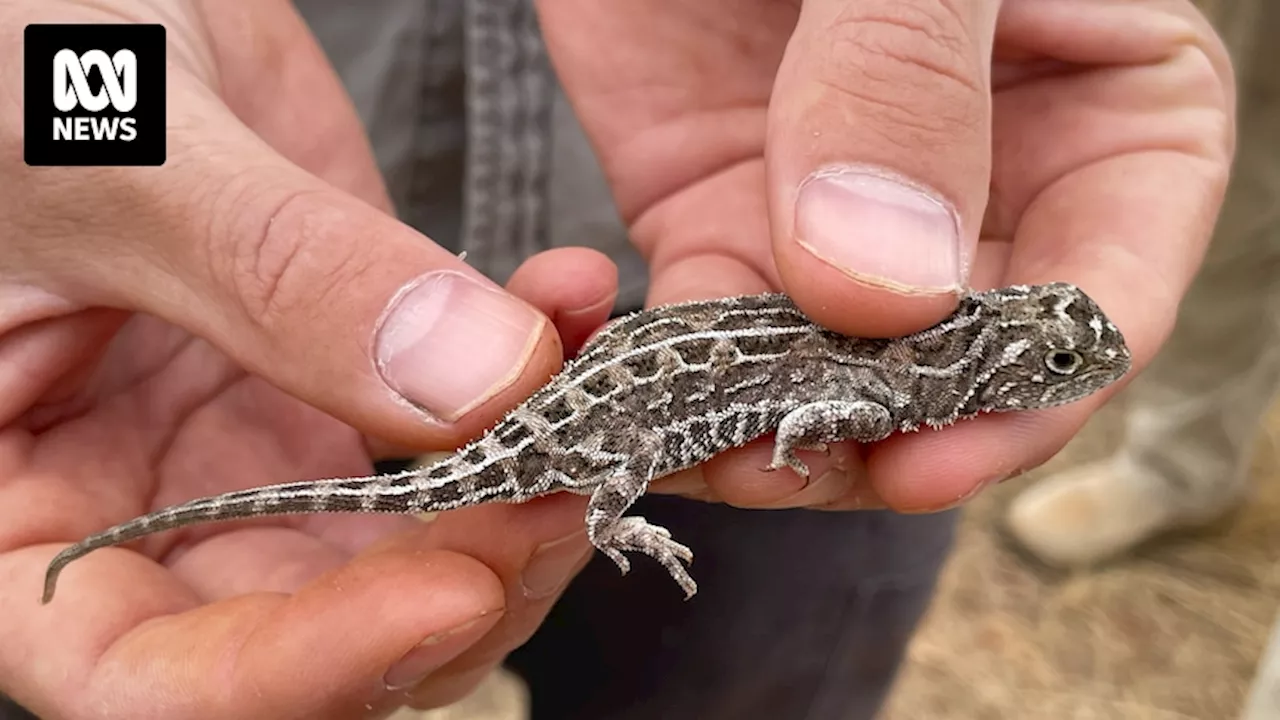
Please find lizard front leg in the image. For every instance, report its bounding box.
[585,436,696,598]
[765,400,894,479]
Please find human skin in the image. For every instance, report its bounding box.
[538,0,1235,510]
[0,0,1233,718]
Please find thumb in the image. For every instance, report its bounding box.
[31,93,562,449]
[766,0,997,336]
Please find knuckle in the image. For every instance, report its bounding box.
[212,186,373,333]
[816,1,985,140]
[1171,26,1237,165]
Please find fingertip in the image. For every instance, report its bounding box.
[419,493,589,586]
[866,405,1095,512]
[505,248,620,357]
[408,322,564,446]
[699,440,866,509]
[0,545,203,716]
[764,0,995,335]
[812,481,889,511]
[404,663,501,710]
[51,548,503,719]
[381,613,502,696]
[374,269,563,432]
[775,243,964,337]
[234,545,507,714]
[770,162,974,336]
[505,247,620,315]
[120,152,567,452]
[644,253,774,308]
[400,496,593,682]
[699,443,803,507]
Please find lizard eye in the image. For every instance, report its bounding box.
[1045,349,1083,375]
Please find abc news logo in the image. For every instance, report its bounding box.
[24,24,166,166]
[53,48,140,142]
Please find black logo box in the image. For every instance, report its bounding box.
[24,23,166,167]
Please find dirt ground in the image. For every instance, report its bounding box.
[407,398,1280,720]
[877,403,1280,720]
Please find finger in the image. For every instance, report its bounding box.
[1,540,503,720]
[401,494,595,705]
[17,90,562,452]
[0,309,124,427]
[646,250,774,307]
[406,663,506,710]
[2,493,592,718]
[635,162,779,308]
[366,248,620,459]
[870,156,1224,512]
[199,0,397,213]
[166,523,421,603]
[642,436,891,510]
[767,0,1000,336]
[697,437,868,510]
[866,405,1079,512]
[642,246,892,512]
[504,247,620,357]
[864,0,1235,512]
[990,0,1233,366]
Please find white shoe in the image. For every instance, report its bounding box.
[1003,458,1242,568]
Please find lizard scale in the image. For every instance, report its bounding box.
[41,282,1132,603]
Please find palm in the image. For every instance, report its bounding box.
[0,3,621,713]
[8,312,404,603]
[0,1,418,601]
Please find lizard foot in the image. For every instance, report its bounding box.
[598,516,697,599]
[763,401,893,479]
[762,441,829,478]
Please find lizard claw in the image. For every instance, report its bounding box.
[596,517,696,597]
[766,450,812,480]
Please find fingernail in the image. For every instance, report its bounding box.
[649,469,709,497]
[521,532,593,600]
[909,472,1010,514]
[814,481,888,511]
[768,468,855,509]
[376,271,544,422]
[399,664,495,709]
[558,290,619,321]
[795,166,964,293]
[383,612,498,691]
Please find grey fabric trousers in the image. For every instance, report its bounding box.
[506,499,955,720]
[296,2,958,718]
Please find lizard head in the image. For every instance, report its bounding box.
[969,282,1132,413]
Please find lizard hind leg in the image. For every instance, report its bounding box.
[765,400,894,479]
[585,449,697,599]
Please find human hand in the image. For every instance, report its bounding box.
[0,2,620,717]
[539,0,1234,512]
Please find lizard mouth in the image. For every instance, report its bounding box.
[1036,370,1120,408]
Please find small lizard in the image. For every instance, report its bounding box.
[41,282,1131,604]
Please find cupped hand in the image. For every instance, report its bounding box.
[0,2,619,718]
[539,0,1235,512]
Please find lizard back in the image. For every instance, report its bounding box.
[41,283,1131,603]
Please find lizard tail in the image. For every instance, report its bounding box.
[41,468,427,604]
